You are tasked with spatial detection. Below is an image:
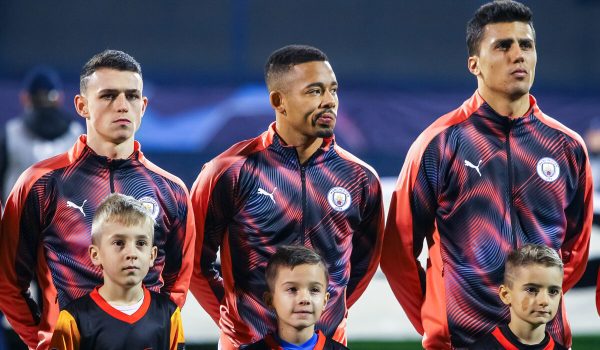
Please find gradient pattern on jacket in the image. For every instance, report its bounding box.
[381,92,592,349]
[190,123,384,349]
[0,135,194,349]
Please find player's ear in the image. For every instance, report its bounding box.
[323,292,330,310]
[269,91,286,116]
[263,291,274,309]
[498,284,511,306]
[468,55,480,76]
[150,246,158,265]
[89,244,102,268]
[140,96,148,117]
[74,94,89,119]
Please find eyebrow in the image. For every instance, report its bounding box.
[107,233,150,240]
[523,283,561,289]
[494,38,534,46]
[97,89,141,95]
[304,81,338,89]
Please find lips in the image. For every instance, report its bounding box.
[511,68,528,78]
[315,110,336,124]
[122,266,139,271]
[114,118,132,125]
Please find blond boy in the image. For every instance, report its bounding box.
[49,193,185,350]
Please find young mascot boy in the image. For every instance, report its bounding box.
[470,244,567,350]
[243,246,348,350]
[49,193,185,350]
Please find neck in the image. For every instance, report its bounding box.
[275,120,323,165]
[508,319,546,345]
[478,88,531,118]
[278,324,314,346]
[86,134,135,159]
[98,282,144,305]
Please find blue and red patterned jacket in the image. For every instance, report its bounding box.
[0,135,195,350]
[190,123,384,349]
[381,92,592,349]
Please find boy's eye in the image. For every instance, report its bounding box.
[525,287,538,294]
[287,287,297,293]
[101,94,115,100]
[127,93,140,100]
[136,240,148,246]
[548,288,561,296]
[311,287,322,294]
[112,240,124,246]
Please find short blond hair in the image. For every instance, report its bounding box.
[91,193,156,244]
[504,244,563,287]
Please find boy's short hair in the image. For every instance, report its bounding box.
[91,193,156,244]
[466,0,535,56]
[265,245,329,292]
[264,45,328,91]
[80,49,142,92]
[504,244,563,287]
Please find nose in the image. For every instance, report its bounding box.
[298,290,311,306]
[321,89,337,109]
[537,292,550,306]
[124,243,138,260]
[114,93,129,113]
[510,45,525,63]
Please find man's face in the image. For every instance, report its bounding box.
[469,21,537,101]
[267,264,329,331]
[277,61,338,139]
[90,221,157,289]
[76,68,147,146]
[500,264,563,329]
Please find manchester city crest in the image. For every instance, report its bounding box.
[327,187,351,212]
[138,196,160,219]
[536,157,560,182]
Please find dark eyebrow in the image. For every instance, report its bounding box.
[518,38,534,45]
[98,89,141,95]
[494,38,515,47]
[304,81,338,89]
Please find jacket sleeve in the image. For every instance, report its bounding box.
[345,171,385,308]
[161,184,196,309]
[0,172,47,349]
[169,307,185,350]
[379,137,439,335]
[189,161,237,324]
[48,310,80,350]
[560,143,592,292]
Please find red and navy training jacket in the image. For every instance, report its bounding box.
[381,92,592,349]
[190,123,384,349]
[0,135,195,350]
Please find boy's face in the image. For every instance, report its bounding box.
[266,263,330,331]
[90,220,157,289]
[500,264,563,328]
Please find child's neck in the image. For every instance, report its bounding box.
[278,324,315,346]
[508,319,546,345]
[98,282,144,306]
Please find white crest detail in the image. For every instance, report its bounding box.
[464,159,483,177]
[536,157,560,182]
[327,187,352,212]
[257,187,277,204]
[139,196,160,220]
[67,200,87,217]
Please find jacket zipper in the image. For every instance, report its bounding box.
[300,166,307,245]
[506,121,517,249]
[108,160,115,193]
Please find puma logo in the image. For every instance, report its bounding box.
[257,187,277,204]
[464,159,482,177]
[67,200,87,217]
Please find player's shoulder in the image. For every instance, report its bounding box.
[333,143,380,180]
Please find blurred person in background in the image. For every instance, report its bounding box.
[0,66,83,201]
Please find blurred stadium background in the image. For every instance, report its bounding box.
[1,0,598,348]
